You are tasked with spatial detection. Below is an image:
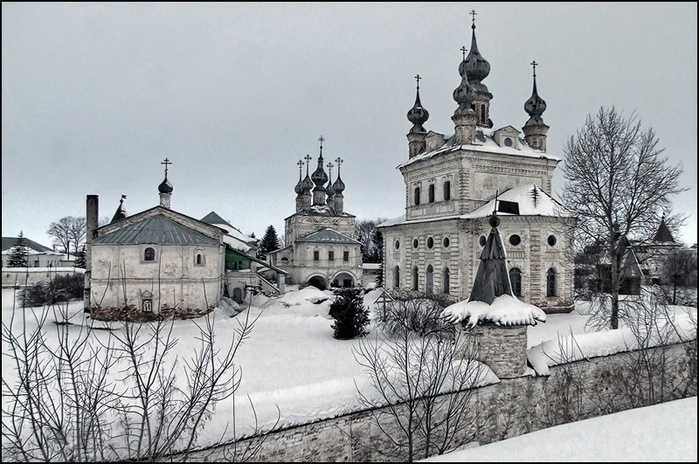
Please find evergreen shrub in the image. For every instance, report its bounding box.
[329,288,370,339]
[20,273,84,307]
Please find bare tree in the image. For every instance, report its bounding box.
[353,298,485,461]
[1,275,265,461]
[47,216,86,255]
[355,218,385,263]
[561,106,686,329]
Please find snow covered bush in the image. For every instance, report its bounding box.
[329,288,370,339]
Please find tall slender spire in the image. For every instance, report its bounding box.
[463,10,491,93]
[407,74,430,134]
[311,136,329,205]
[524,60,547,126]
[522,60,549,152]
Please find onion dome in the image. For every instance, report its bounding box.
[453,46,477,115]
[407,74,429,134]
[158,177,173,194]
[462,19,490,93]
[524,61,547,126]
[294,159,305,195]
[300,155,314,194]
[332,157,345,195]
[311,138,328,191]
[326,162,336,199]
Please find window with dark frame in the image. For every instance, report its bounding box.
[144,247,155,261]
[414,186,421,205]
[428,184,435,203]
[313,250,319,261]
[444,181,451,200]
[343,251,349,261]
[328,251,334,261]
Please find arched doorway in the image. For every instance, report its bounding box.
[232,287,244,303]
[509,268,522,297]
[308,276,327,291]
[332,272,355,288]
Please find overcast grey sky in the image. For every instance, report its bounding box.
[2,3,697,248]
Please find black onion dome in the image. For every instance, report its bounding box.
[311,156,328,190]
[407,85,429,134]
[326,176,335,199]
[158,177,173,194]
[301,173,314,195]
[524,70,547,126]
[294,177,305,195]
[453,76,477,115]
[464,23,490,93]
[332,173,345,195]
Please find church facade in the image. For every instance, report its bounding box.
[378,17,576,313]
[268,138,363,290]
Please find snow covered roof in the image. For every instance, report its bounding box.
[200,211,258,252]
[461,184,572,219]
[2,236,56,254]
[442,294,547,328]
[285,205,355,221]
[397,127,560,170]
[441,214,546,328]
[295,228,360,245]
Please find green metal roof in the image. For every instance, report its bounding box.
[93,215,218,246]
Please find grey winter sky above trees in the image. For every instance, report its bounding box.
[2,3,696,248]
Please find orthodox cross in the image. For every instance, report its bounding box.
[461,46,467,60]
[304,154,312,175]
[415,74,421,90]
[335,157,343,177]
[318,135,325,157]
[470,9,477,23]
[326,162,334,182]
[297,159,304,179]
[531,60,538,77]
[161,158,172,178]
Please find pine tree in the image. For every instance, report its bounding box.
[74,245,87,269]
[259,225,280,259]
[8,231,29,267]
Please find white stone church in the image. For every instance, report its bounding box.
[268,137,363,290]
[378,17,576,313]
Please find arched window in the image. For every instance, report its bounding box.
[394,265,400,288]
[443,267,450,294]
[196,254,202,265]
[547,268,557,297]
[412,266,419,291]
[509,267,522,297]
[426,265,434,296]
[144,247,155,261]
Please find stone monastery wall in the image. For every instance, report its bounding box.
[181,340,697,462]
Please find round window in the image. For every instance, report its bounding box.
[427,237,434,249]
[413,238,418,248]
[479,235,486,247]
[509,234,521,246]
[395,239,400,250]
[548,235,557,246]
[443,237,450,247]
[504,137,513,147]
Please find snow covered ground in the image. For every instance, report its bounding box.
[2,286,696,461]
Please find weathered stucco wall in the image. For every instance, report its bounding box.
[180,341,697,462]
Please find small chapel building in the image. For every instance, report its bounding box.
[268,137,363,290]
[84,160,286,321]
[378,14,576,313]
